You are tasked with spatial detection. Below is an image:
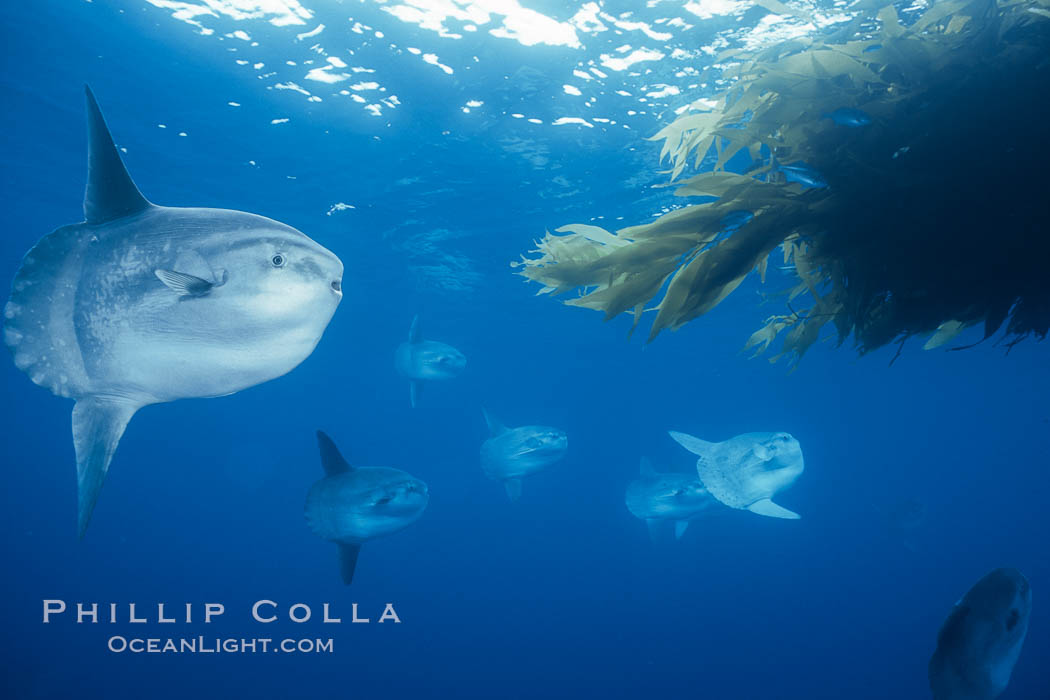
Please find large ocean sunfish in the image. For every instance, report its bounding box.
[394,315,465,408]
[929,568,1031,700]
[625,457,715,540]
[307,431,429,585]
[668,430,804,519]
[480,408,567,501]
[3,87,344,537]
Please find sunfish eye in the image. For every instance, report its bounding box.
[271,253,286,268]
[1006,609,1020,631]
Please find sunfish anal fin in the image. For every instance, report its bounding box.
[668,431,716,458]
[504,479,522,501]
[72,397,140,539]
[409,380,421,409]
[674,520,690,539]
[316,431,352,476]
[84,85,152,224]
[154,269,221,297]
[747,498,800,520]
[337,542,362,585]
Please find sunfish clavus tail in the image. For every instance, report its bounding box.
[3,87,344,537]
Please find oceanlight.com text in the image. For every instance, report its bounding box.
[107,636,334,654]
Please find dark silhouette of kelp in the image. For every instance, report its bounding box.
[515,0,1050,364]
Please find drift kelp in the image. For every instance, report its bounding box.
[514,0,1050,362]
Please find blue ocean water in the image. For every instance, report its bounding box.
[1,1,1047,698]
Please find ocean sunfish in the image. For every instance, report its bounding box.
[3,87,343,537]
[625,457,715,540]
[306,431,429,585]
[668,431,804,519]
[929,568,1031,700]
[480,408,567,501]
[394,315,465,408]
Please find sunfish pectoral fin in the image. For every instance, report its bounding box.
[83,85,152,224]
[674,520,690,539]
[409,380,421,408]
[316,431,352,476]
[668,431,716,458]
[408,315,422,344]
[71,396,140,538]
[337,542,362,585]
[154,269,217,297]
[747,498,800,520]
[504,479,522,501]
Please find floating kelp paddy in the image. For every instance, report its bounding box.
[516,0,1050,364]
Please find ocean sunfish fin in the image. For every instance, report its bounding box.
[72,396,140,538]
[747,498,800,519]
[154,269,217,297]
[316,431,352,476]
[504,479,522,501]
[408,315,422,344]
[668,431,717,458]
[409,380,421,408]
[482,407,507,436]
[337,542,362,585]
[83,85,152,224]
[674,520,690,539]
[645,519,664,542]
[639,456,657,477]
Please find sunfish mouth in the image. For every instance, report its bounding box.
[330,279,342,293]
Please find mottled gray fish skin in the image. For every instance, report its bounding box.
[2,87,343,537]
[394,315,465,408]
[668,430,804,519]
[929,568,1031,700]
[308,431,428,585]
[480,408,567,500]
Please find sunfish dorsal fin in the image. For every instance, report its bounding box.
[482,407,507,436]
[408,315,423,344]
[72,397,140,539]
[316,431,352,476]
[639,456,657,477]
[84,86,152,224]
[668,431,716,457]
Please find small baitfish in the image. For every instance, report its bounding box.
[823,107,872,127]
